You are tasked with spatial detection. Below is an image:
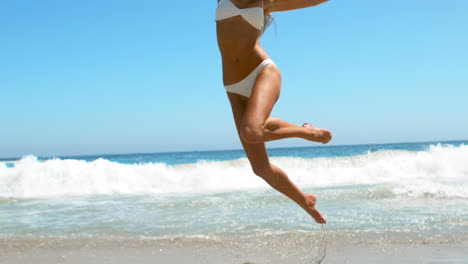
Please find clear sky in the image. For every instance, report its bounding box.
[1,0,467,158]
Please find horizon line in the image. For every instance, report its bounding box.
[1,139,466,162]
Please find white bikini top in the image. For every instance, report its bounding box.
[216,0,264,30]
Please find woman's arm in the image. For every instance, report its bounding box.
[265,0,330,13]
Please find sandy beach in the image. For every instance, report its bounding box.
[1,235,467,264]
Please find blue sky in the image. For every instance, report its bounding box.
[1,0,467,158]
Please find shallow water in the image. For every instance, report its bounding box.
[1,141,467,246]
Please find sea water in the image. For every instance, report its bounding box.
[1,141,467,259]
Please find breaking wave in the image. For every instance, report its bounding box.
[0,144,467,198]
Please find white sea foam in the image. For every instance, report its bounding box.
[0,144,467,198]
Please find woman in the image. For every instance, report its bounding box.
[216,0,332,224]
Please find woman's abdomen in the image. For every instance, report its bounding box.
[217,22,269,85]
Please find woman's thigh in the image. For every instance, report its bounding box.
[243,64,282,128]
[227,92,272,172]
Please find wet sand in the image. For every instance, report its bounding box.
[1,236,467,264]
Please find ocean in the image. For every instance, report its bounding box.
[1,140,468,263]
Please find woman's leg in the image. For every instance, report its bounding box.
[228,92,326,224]
[239,65,332,144]
[263,117,332,143]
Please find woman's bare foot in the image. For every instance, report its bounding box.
[304,194,327,224]
[302,123,332,144]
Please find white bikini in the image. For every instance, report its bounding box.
[216,0,264,30]
[216,0,275,98]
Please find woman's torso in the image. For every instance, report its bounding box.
[216,0,270,85]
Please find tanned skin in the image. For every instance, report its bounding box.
[216,0,332,224]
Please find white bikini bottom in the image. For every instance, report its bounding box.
[224,59,275,98]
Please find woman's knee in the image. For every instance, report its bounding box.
[240,123,264,144]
